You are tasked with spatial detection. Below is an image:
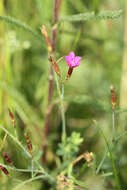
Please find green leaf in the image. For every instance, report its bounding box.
[0,15,42,40]
[60,10,123,22]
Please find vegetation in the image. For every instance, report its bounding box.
[0,0,126,189]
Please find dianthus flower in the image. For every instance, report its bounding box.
[65,52,81,68]
[64,52,82,81]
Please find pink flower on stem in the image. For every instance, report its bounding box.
[64,52,82,82]
[65,52,81,68]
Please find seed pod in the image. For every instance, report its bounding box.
[110,85,117,111]
[41,25,53,54]
[24,133,33,158]
[0,165,10,177]
[49,56,61,77]
[3,153,12,164]
[8,109,16,128]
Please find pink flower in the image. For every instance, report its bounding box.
[62,52,82,83]
[65,52,81,68]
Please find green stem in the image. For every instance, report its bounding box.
[96,149,108,174]
[112,110,115,140]
[31,159,34,178]
[0,125,31,158]
[0,125,44,172]
[0,163,44,173]
[61,84,66,145]
[101,172,113,177]
[96,109,116,174]
[12,174,54,190]
[94,120,121,190]
[54,73,66,145]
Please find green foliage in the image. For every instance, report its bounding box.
[0,15,42,40]
[57,132,83,159]
[60,10,123,22]
[0,0,126,189]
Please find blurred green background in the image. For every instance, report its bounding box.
[0,0,127,189]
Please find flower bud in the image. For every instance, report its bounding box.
[3,153,12,164]
[24,133,33,158]
[110,85,117,111]
[0,165,10,177]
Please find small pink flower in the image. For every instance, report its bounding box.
[63,52,82,82]
[65,52,81,68]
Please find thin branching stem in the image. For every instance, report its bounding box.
[0,125,31,158]
[54,74,66,145]
[42,0,62,164]
[96,109,116,174]
[0,125,44,172]
[112,110,115,140]
[12,174,55,190]
[94,120,121,190]
[0,163,43,173]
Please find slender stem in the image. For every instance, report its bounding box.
[96,109,116,174]
[42,0,62,164]
[112,110,115,140]
[31,159,34,178]
[96,128,127,174]
[96,149,108,174]
[12,175,51,190]
[0,132,7,152]
[0,163,44,173]
[54,73,66,145]
[101,172,113,177]
[0,126,44,172]
[61,84,66,144]
[115,130,127,141]
[94,121,121,190]
[0,125,31,158]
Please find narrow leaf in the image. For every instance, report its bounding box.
[60,10,123,22]
[0,15,42,40]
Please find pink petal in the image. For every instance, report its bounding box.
[69,52,75,59]
[65,56,72,67]
[75,56,81,64]
[71,62,80,68]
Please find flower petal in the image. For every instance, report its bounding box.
[65,52,82,68]
[75,56,81,64]
[65,56,72,67]
[69,52,75,59]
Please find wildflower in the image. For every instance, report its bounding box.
[64,52,82,82]
[65,52,81,68]
[3,153,12,164]
[0,165,10,177]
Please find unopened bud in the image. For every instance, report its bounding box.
[24,133,33,158]
[0,165,10,177]
[110,85,117,111]
[3,153,12,164]
[41,25,52,53]
[8,109,16,128]
[49,56,61,77]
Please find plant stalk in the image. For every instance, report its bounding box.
[42,0,62,164]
